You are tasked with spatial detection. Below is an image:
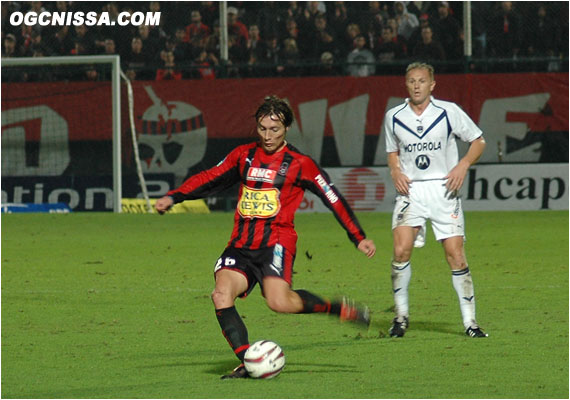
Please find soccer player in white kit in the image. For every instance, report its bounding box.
[385,62,488,338]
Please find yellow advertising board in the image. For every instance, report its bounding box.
[121,198,210,214]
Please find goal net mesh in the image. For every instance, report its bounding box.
[1,59,151,212]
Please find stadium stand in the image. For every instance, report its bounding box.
[1,1,568,81]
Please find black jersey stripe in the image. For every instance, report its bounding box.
[258,152,294,248]
[243,157,268,248]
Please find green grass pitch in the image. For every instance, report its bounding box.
[1,210,568,398]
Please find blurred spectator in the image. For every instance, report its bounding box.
[137,25,160,60]
[72,25,95,54]
[246,24,268,62]
[376,25,407,70]
[329,2,350,41]
[362,1,389,51]
[52,26,74,56]
[173,26,194,61]
[406,1,434,20]
[84,65,101,81]
[17,25,34,56]
[199,1,218,30]
[342,23,361,57]
[256,1,282,40]
[156,51,182,80]
[279,37,302,76]
[386,18,408,47]
[525,4,557,57]
[487,1,523,58]
[393,2,420,41]
[147,1,168,42]
[412,25,446,62]
[73,38,91,56]
[408,13,430,50]
[27,29,52,57]
[124,37,152,80]
[299,1,324,33]
[259,35,282,77]
[190,48,216,80]
[227,6,249,47]
[432,2,462,59]
[282,1,305,28]
[2,33,19,58]
[204,19,221,62]
[316,50,341,76]
[308,13,340,61]
[346,35,376,77]
[185,10,211,46]
[227,34,247,77]
[103,38,117,55]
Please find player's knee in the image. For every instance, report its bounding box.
[265,296,292,313]
[446,253,467,270]
[211,288,233,309]
[393,245,411,262]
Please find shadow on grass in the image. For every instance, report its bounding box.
[203,360,358,376]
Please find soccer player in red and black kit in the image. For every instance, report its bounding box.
[155,95,377,379]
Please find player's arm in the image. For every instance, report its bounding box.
[445,136,486,192]
[387,151,411,196]
[299,159,376,258]
[155,147,243,214]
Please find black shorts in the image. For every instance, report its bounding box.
[213,244,295,298]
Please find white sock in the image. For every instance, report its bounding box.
[451,267,477,329]
[391,260,411,320]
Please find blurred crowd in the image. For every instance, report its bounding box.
[2,1,568,82]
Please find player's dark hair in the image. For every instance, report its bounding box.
[255,95,294,128]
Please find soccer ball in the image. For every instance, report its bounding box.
[244,340,285,379]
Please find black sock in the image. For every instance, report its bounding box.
[215,306,249,362]
[294,289,340,314]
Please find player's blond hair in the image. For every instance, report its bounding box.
[405,62,435,81]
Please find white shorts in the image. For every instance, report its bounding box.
[391,180,465,248]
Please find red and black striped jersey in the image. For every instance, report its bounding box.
[167,142,366,252]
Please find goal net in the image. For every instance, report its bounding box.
[1,55,151,213]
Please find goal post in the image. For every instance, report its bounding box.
[2,55,126,212]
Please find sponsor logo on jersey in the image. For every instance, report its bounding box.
[238,186,280,218]
[415,155,431,170]
[247,167,277,183]
[314,174,339,203]
[404,141,442,153]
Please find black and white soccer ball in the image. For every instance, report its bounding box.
[244,340,285,379]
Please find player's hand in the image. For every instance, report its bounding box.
[154,196,174,215]
[357,239,376,258]
[391,170,412,196]
[444,160,469,192]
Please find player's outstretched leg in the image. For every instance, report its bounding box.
[338,296,371,326]
[294,289,370,326]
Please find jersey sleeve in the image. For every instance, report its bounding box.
[167,145,244,204]
[384,108,400,153]
[297,157,366,246]
[449,103,483,142]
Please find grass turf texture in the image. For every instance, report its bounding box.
[1,211,568,399]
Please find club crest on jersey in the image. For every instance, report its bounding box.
[417,125,423,134]
[238,186,280,218]
[415,155,430,170]
[247,167,277,183]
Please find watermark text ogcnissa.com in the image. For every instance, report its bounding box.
[9,11,161,27]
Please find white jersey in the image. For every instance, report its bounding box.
[385,96,483,181]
